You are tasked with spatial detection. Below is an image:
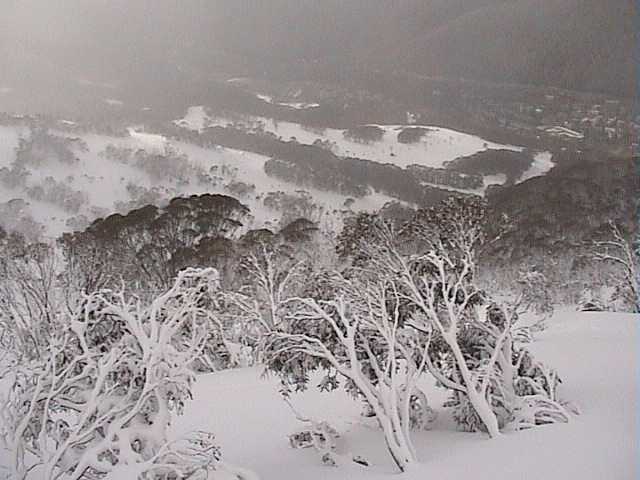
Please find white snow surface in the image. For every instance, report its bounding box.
[171,310,639,479]
[174,108,555,194]
[519,151,555,183]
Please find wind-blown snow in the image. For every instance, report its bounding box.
[171,310,638,479]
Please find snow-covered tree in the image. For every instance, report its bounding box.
[0,235,60,359]
[517,267,554,318]
[591,223,639,313]
[218,243,308,363]
[0,268,228,480]
[265,272,433,472]
[364,199,572,437]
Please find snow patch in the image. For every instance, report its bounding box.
[518,151,555,183]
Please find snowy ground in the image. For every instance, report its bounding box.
[171,310,638,479]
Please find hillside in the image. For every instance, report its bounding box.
[487,155,638,260]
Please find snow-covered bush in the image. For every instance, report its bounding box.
[265,271,433,472]
[364,198,573,438]
[444,332,573,433]
[517,267,554,328]
[262,196,575,471]
[0,268,226,480]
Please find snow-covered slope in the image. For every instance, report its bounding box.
[0,125,393,238]
[171,311,638,479]
[0,107,557,239]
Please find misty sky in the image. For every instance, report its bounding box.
[0,0,635,103]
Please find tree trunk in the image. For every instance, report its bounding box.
[466,389,501,438]
[359,384,418,472]
[447,334,502,438]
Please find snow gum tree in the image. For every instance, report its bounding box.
[217,243,309,364]
[0,268,225,480]
[363,197,572,437]
[264,196,574,471]
[265,271,433,472]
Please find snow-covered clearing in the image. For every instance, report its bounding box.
[519,151,555,182]
[172,310,638,479]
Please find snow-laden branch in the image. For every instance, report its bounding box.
[0,268,232,480]
[265,273,434,472]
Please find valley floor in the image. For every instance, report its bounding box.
[171,310,639,479]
